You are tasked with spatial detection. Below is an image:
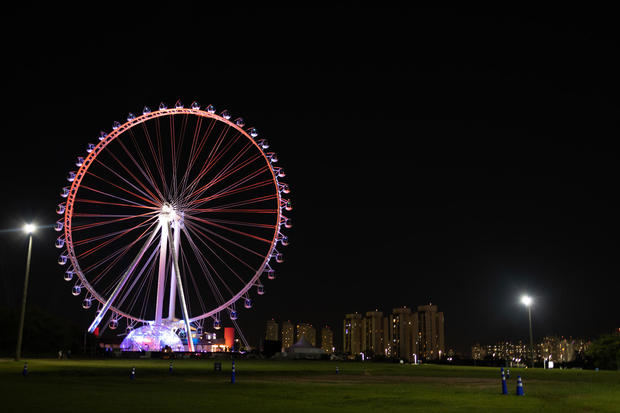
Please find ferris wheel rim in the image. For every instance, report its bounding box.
[61,106,283,324]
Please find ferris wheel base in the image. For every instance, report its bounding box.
[119,322,194,352]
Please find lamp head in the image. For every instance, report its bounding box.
[23,223,35,234]
[521,295,533,307]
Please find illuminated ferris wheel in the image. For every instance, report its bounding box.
[54,100,291,350]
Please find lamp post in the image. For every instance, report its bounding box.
[521,295,534,367]
[15,224,35,361]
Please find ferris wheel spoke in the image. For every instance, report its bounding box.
[187,178,274,208]
[172,114,190,200]
[180,117,214,193]
[74,224,152,248]
[166,222,194,351]
[179,247,208,316]
[204,139,253,186]
[100,147,162,204]
[80,184,156,209]
[193,217,276,230]
[140,121,169,198]
[77,218,158,260]
[87,169,160,208]
[190,194,278,214]
[115,244,160,316]
[75,198,159,210]
[119,130,166,201]
[71,211,157,232]
[183,225,240,296]
[87,224,161,333]
[184,219,263,266]
[179,128,241,200]
[184,214,273,244]
[184,154,264,204]
[81,220,160,279]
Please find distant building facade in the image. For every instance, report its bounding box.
[362,310,386,356]
[321,326,334,354]
[344,303,446,361]
[416,304,445,359]
[265,319,279,341]
[296,323,317,347]
[472,337,590,362]
[343,313,363,355]
[281,320,295,351]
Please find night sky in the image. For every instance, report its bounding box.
[1,5,618,354]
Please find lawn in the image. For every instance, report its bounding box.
[0,358,618,412]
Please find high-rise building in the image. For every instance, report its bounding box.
[321,326,334,354]
[362,310,385,356]
[415,304,445,359]
[265,319,279,341]
[343,313,363,355]
[389,306,414,361]
[296,322,316,347]
[281,320,294,351]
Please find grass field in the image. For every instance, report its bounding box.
[1,358,618,412]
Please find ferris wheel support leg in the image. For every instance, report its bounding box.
[154,222,169,325]
[167,221,180,320]
[168,223,195,352]
[87,225,160,334]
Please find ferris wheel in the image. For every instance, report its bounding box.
[54,100,291,351]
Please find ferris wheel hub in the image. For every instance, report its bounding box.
[159,203,182,224]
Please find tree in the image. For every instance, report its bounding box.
[586,334,620,370]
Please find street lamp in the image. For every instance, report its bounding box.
[15,223,35,361]
[521,295,534,367]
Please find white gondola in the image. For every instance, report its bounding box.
[127,113,136,121]
[71,285,82,296]
[55,237,65,248]
[280,235,289,246]
[266,268,275,280]
[109,318,119,330]
[244,298,252,309]
[82,298,92,309]
[229,310,238,320]
[86,143,96,153]
[191,101,200,110]
[58,254,68,265]
[159,102,167,110]
[175,99,183,109]
[235,117,245,127]
[56,203,66,214]
[275,253,284,263]
[54,220,64,232]
[60,186,70,197]
[248,127,258,138]
[257,285,265,295]
[112,121,121,130]
[64,270,74,281]
[75,156,84,167]
[142,106,151,115]
[98,131,107,140]
[206,104,216,113]
[221,110,231,120]
[257,139,269,149]
[67,171,76,182]
[213,319,221,330]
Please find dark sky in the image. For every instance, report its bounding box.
[1,5,618,354]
